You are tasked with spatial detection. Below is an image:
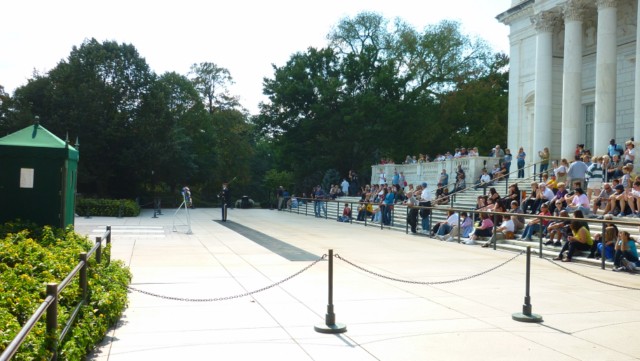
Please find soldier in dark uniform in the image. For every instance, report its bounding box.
[219,183,231,221]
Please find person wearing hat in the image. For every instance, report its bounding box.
[419,182,432,234]
[623,140,635,165]
[219,182,231,221]
[404,188,421,234]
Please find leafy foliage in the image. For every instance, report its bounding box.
[75,198,141,217]
[0,223,131,361]
[257,13,508,190]
[0,13,507,203]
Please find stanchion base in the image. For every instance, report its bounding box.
[512,312,543,323]
[314,323,347,334]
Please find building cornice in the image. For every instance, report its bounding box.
[497,0,535,25]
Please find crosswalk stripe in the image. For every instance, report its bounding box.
[88,225,166,238]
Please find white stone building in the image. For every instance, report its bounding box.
[497,0,639,166]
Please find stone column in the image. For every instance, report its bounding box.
[561,1,585,160]
[594,0,618,156]
[531,11,556,161]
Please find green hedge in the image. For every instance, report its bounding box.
[76,198,140,217]
[0,222,131,360]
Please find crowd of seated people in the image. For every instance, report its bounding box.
[300,140,640,271]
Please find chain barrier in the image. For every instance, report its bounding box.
[544,258,640,291]
[126,254,327,302]
[334,252,524,285]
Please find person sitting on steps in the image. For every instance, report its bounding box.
[463,212,494,245]
[482,214,515,248]
[553,220,593,262]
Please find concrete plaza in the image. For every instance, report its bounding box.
[77,207,640,361]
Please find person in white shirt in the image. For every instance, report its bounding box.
[533,183,555,213]
[434,210,458,238]
[419,182,433,234]
[475,168,491,189]
[565,187,591,215]
[482,214,515,248]
[340,178,349,196]
[378,169,386,185]
[624,180,640,216]
[623,140,635,165]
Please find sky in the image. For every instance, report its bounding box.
[1,0,512,115]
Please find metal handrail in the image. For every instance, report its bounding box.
[0,226,112,361]
[284,196,630,270]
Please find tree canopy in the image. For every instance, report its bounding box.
[257,13,508,188]
[0,12,508,203]
[3,39,254,202]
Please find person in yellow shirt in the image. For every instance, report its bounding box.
[546,174,558,193]
[554,220,593,262]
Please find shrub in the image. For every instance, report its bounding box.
[76,198,140,217]
[0,223,131,360]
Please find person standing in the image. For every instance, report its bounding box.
[349,170,359,196]
[438,169,449,188]
[567,156,589,190]
[517,147,526,178]
[493,144,505,166]
[220,183,231,221]
[538,147,550,180]
[608,138,623,158]
[419,182,433,234]
[504,148,513,177]
[276,186,284,210]
[341,178,349,196]
[405,188,420,234]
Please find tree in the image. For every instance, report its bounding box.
[258,12,507,189]
[211,109,254,192]
[189,62,239,113]
[0,85,13,134]
[438,53,509,153]
[136,71,213,193]
[11,38,155,196]
[6,40,256,202]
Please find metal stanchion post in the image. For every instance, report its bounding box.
[601,222,606,270]
[405,206,409,234]
[512,246,543,323]
[492,213,498,250]
[315,250,347,334]
[46,283,58,361]
[539,221,543,258]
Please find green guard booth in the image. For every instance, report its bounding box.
[0,123,79,228]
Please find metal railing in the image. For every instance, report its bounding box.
[282,195,638,271]
[0,226,112,361]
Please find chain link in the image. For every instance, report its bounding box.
[334,252,523,285]
[544,258,640,291]
[126,254,327,302]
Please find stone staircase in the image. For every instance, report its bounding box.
[283,178,640,270]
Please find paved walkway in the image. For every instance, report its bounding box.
[76,208,640,361]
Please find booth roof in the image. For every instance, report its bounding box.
[0,123,77,152]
